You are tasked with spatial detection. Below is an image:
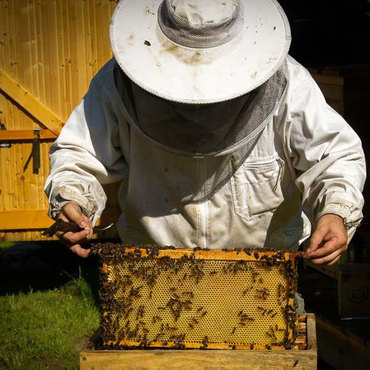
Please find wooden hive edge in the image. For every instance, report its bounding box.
[92,243,305,262]
[80,314,317,370]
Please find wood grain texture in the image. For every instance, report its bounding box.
[80,350,317,370]
[0,70,63,135]
[0,129,56,141]
[0,0,116,238]
[80,314,317,370]
[0,210,54,230]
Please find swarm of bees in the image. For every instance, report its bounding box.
[91,243,301,351]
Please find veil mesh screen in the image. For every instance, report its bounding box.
[114,61,287,204]
[92,245,299,350]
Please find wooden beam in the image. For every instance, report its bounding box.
[311,73,344,86]
[0,129,56,141]
[306,314,317,351]
[0,70,64,136]
[303,260,338,279]
[316,315,370,369]
[0,210,54,230]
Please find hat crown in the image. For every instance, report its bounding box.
[169,0,239,29]
[159,0,243,48]
[110,0,291,103]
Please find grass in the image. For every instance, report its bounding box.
[0,274,100,369]
[0,241,14,250]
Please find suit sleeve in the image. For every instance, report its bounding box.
[44,74,128,226]
[284,67,366,240]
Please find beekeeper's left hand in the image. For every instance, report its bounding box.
[305,214,348,265]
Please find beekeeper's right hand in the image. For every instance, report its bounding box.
[56,202,93,258]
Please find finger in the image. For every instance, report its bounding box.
[60,203,93,238]
[69,244,91,258]
[306,228,327,254]
[328,255,342,265]
[56,229,90,244]
[58,212,70,222]
[307,238,343,258]
[309,246,346,265]
[62,203,89,228]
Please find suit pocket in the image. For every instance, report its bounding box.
[230,156,285,221]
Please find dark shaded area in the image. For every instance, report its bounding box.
[298,260,370,369]
[281,0,370,263]
[298,260,370,340]
[298,260,338,321]
[317,359,336,370]
[0,240,116,297]
[280,0,370,65]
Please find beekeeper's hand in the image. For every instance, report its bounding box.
[305,214,348,265]
[57,202,93,258]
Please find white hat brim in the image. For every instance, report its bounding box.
[110,0,291,104]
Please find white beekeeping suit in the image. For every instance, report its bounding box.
[45,0,366,263]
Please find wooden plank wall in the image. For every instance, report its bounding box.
[0,0,117,241]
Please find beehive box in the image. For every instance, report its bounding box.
[80,314,316,369]
[90,244,304,350]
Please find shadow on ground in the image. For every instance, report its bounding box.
[0,240,118,297]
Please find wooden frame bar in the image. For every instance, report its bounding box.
[80,314,317,369]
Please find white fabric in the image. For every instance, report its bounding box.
[44,56,366,251]
[170,0,238,27]
[110,0,291,103]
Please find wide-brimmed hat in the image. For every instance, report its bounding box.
[110,0,291,104]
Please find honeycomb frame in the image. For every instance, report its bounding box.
[92,244,300,350]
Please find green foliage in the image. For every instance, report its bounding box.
[0,241,14,250]
[0,276,100,369]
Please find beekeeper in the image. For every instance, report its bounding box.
[44,0,366,265]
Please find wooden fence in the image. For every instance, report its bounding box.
[0,0,118,241]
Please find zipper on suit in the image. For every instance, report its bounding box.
[274,157,285,191]
[200,200,207,249]
[198,158,207,249]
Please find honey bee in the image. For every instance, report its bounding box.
[201,336,209,349]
